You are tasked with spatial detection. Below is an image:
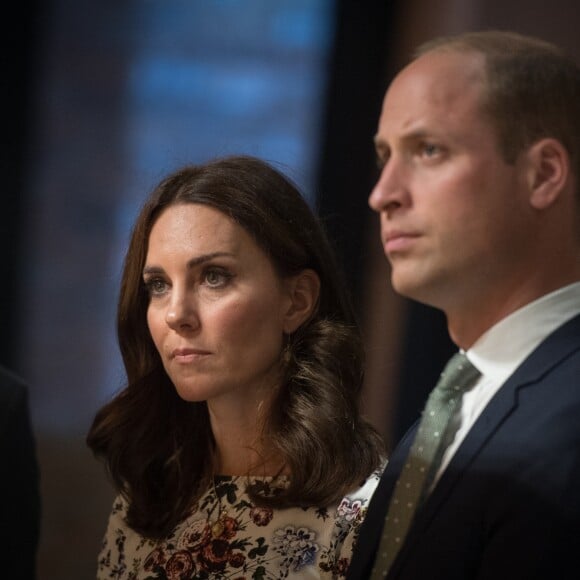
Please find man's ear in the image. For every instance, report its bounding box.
[282,269,321,334]
[525,138,570,210]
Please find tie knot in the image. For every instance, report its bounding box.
[436,352,481,395]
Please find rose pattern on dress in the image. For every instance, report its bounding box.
[250,506,273,527]
[97,469,383,579]
[165,550,195,580]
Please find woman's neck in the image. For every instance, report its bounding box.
[207,395,285,477]
[213,444,286,477]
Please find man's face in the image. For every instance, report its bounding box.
[370,50,532,315]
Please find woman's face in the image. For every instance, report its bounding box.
[143,203,296,405]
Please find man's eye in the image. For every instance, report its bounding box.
[375,148,390,170]
[422,143,441,157]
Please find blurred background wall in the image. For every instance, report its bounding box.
[2,0,578,577]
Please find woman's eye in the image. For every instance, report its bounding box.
[144,278,168,296]
[204,268,232,288]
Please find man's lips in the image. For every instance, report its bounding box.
[383,231,420,253]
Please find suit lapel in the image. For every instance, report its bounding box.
[347,427,416,577]
[389,313,580,572]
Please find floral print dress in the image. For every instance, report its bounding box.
[97,470,382,579]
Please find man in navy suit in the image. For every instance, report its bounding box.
[348,31,580,579]
[0,365,41,579]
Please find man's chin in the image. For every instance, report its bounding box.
[390,273,442,308]
[390,272,423,300]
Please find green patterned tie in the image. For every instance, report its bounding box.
[370,352,481,579]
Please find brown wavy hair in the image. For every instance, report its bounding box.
[87,155,385,538]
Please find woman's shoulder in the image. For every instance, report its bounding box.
[343,461,387,501]
[331,462,385,524]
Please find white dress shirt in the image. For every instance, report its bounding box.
[433,281,580,485]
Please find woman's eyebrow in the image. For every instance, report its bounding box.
[142,251,234,276]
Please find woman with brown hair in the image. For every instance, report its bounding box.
[88,155,385,578]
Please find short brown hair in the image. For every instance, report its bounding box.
[416,31,580,182]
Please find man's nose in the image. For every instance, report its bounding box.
[368,158,410,214]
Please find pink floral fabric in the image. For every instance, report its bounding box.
[97,470,382,579]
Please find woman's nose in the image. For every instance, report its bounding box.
[165,291,200,331]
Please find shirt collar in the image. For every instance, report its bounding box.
[465,282,580,383]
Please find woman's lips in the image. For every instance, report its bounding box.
[171,348,211,363]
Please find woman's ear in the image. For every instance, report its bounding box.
[525,138,570,210]
[282,269,320,334]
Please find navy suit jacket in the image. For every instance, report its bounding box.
[0,366,41,579]
[348,313,580,579]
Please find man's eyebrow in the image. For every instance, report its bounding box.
[142,252,233,276]
[374,129,433,152]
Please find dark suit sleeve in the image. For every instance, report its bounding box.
[0,367,41,580]
[474,400,580,579]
